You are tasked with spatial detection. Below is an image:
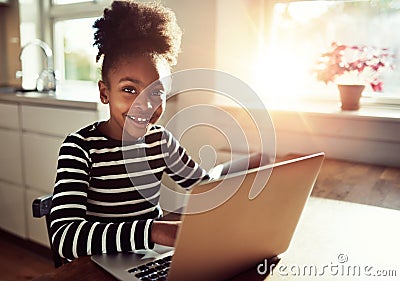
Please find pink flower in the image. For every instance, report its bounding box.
[314,42,395,92]
[371,80,383,92]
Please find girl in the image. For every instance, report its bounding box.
[50,0,207,261]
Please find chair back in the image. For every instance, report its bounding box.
[32,194,68,268]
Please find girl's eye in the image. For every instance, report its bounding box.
[123,87,137,94]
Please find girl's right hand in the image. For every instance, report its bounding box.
[151,220,181,247]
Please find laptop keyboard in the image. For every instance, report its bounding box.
[128,254,172,281]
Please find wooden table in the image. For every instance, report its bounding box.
[33,197,400,281]
[32,255,275,281]
[264,197,400,281]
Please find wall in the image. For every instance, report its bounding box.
[155,0,220,211]
[0,5,5,84]
[162,0,268,166]
[164,0,216,72]
[270,109,400,167]
[215,0,264,86]
[17,0,42,90]
[0,0,21,87]
[160,0,218,164]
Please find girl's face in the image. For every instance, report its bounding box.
[99,54,170,140]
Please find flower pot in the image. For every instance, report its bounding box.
[337,85,365,110]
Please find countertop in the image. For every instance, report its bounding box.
[0,85,103,110]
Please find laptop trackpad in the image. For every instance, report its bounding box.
[91,244,174,280]
[132,244,174,259]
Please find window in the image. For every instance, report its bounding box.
[49,0,112,85]
[254,0,400,106]
[53,17,99,82]
[18,0,112,87]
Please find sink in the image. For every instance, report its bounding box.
[0,86,38,94]
[14,87,55,95]
[0,86,55,97]
[14,88,39,93]
[15,91,56,99]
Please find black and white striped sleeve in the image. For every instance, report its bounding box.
[49,133,154,260]
[162,129,208,189]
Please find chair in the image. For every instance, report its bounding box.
[32,194,68,268]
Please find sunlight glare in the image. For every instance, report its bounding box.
[252,1,335,106]
[253,46,311,105]
[288,2,331,23]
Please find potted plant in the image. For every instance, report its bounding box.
[314,42,395,110]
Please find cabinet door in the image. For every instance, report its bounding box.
[25,188,51,247]
[22,132,64,192]
[21,105,98,137]
[0,181,26,238]
[0,129,23,185]
[0,102,19,129]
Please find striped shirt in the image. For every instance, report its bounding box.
[50,122,207,260]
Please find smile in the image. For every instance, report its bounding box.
[126,114,150,124]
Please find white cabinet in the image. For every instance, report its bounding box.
[21,105,99,193]
[0,103,22,185]
[21,105,98,137]
[20,104,102,245]
[0,181,26,238]
[0,100,106,246]
[22,132,63,192]
[0,102,19,129]
[0,128,23,185]
[25,188,51,247]
[0,102,25,237]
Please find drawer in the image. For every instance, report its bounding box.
[0,102,19,129]
[22,132,64,192]
[0,181,26,238]
[0,129,23,185]
[21,105,98,137]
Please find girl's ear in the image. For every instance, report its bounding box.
[98,80,109,104]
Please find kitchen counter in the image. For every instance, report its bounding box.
[0,85,102,110]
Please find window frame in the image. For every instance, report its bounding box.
[260,0,400,107]
[44,0,111,85]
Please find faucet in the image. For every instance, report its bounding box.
[17,39,57,92]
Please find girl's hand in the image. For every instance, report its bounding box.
[151,220,181,247]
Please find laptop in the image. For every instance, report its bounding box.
[91,152,325,281]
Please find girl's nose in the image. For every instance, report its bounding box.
[133,92,153,110]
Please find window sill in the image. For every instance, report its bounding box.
[264,98,400,123]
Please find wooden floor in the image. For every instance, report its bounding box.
[0,157,399,280]
[0,232,54,280]
[312,157,400,210]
